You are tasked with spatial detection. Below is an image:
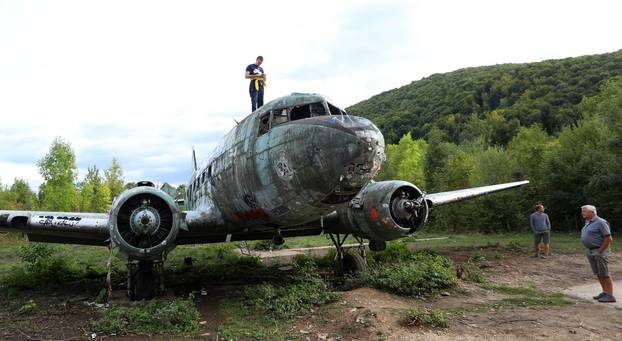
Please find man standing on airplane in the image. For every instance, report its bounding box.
[245,56,266,112]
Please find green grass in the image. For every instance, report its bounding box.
[404,231,583,254]
[364,250,458,297]
[402,308,448,328]
[217,257,338,340]
[91,296,201,336]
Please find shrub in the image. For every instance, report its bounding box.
[403,308,448,328]
[365,252,457,296]
[91,295,200,335]
[2,243,77,289]
[236,260,337,319]
[18,299,38,315]
[368,241,412,264]
[17,243,56,264]
[458,261,488,284]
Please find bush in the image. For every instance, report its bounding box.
[17,243,56,264]
[368,242,412,264]
[2,244,78,289]
[457,261,488,284]
[18,299,38,315]
[235,259,337,319]
[365,252,457,296]
[91,296,200,335]
[403,308,448,328]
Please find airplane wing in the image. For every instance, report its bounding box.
[0,210,110,245]
[424,180,529,207]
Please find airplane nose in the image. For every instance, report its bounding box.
[335,116,386,188]
[310,115,385,195]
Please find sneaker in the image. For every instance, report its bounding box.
[597,294,617,303]
[593,292,606,300]
[540,254,547,259]
[532,254,539,258]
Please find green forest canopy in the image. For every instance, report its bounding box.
[348,50,622,145]
[363,51,622,232]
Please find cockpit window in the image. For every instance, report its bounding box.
[290,102,328,121]
[259,102,333,136]
[272,108,289,126]
[327,102,346,116]
[258,112,270,135]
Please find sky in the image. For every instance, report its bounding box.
[1,0,621,190]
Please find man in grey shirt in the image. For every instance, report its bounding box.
[580,205,615,303]
[530,204,551,258]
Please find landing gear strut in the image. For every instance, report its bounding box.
[328,233,368,273]
[127,259,164,300]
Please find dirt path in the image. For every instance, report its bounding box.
[2,250,621,340]
[291,251,622,341]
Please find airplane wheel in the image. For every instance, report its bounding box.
[341,251,368,273]
[369,240,386,251]
[134,269,158,300]
[128,260,162,301]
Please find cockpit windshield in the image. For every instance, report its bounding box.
[258,101,346,136]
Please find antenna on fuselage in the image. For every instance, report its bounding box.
[192,147,198,172]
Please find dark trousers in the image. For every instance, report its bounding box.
[250,86,264,112]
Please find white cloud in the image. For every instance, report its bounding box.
[0,0,621,191]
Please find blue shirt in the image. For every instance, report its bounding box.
[246,64,264,89]
[530,212,551,233]
[580,216,611,249]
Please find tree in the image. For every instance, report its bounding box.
[38,137,79,211]
[105,158,125,201]
[0,179,16,210]
[79,166,112,213]
[375,133,428,187]
[9,179,37,210]
[543,116,613,230]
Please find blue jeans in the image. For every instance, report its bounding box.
[250,86,264,112]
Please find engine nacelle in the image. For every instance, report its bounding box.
[327,180,429,242]
[109,186,182,260]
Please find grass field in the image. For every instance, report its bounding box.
[0,230,585,278]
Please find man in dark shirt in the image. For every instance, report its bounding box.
[580,205,615,303]
[245,56,266,112]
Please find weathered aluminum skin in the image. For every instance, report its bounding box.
[326,180,428,241]
[183,93,385,241]
[0,210,109,245]
[425,180,530,206]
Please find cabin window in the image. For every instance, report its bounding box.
[327,102,346,116]
[258,112,270,136]
[208,165,215,186]
[272,108,289,127]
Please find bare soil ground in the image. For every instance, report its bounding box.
[1,249,621,340]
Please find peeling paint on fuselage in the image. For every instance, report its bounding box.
[185,93,385,237]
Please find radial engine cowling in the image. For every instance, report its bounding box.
[329,180,429,242]
[109,186,182,260]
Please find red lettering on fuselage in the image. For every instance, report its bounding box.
[233,209,271,221]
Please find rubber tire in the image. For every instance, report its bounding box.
[341,251,368,273]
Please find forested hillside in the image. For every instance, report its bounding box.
[348,50,622,145]
[358,51,622,232]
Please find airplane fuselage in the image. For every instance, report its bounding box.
[183,93,384,240]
